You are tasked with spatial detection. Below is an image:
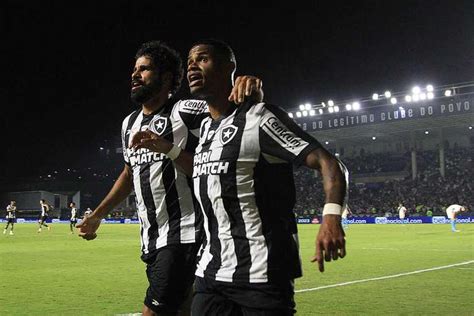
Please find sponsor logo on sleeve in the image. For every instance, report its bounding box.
[261,116,308,154]
[180,100,208,114]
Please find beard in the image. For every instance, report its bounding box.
[130,76,163,105]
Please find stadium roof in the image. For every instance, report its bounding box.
[309,112,474,145]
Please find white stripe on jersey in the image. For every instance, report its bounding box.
[149,158,169,249]
[194,120,213,278]
[133,166,150,253]
[238,110,268,283]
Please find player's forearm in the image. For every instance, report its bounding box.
[321,161,346,205]
[93,167,133,219]
[305,148,346,205]
[173,150,194,177]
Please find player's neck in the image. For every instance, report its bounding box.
[142,91,169,115]
[207,92,234,121]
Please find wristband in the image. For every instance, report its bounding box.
[166,144,182,160]
[322,203,342,216]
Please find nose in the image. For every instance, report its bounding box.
[131,69,140,80]
[187,59,198,72]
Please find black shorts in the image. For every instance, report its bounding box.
[6,218,15,224]
[192,276,296,316]
[143,243,199,314]
[39,216,48,222]
[70,219,77,224]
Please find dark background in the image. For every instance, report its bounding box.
[3,0,473,181]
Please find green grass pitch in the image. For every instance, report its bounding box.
[0,223,472,315]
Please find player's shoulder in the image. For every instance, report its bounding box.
[174,99,208,115]
[244,102,290,119]
[123,109,141,123]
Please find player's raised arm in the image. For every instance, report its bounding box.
[76,164,133,240]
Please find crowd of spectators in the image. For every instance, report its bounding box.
[294,147,474,217]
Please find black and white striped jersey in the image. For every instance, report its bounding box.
[71,208,77,220]
[193,102,322,284]
[40,205,49,217]
[6,205,16,219]
[121,99,208,260]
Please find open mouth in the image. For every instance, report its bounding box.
[131,81,143,91]
[188,72,203,87]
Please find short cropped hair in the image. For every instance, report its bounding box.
[191,38,236,66]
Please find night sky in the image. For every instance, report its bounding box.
[4,1,473,180]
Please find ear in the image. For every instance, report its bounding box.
[162,72,173,89]
[227,61,236,85]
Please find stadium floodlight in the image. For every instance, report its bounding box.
[325,141,329,145]
[328,107,334,113]
[419,93,427,100]
[424,130,429,135]
[405,95,412,102]
[444,89,452,97]
[384,90,391,98]
[309,109,316,116]
[99,147,104,150]
[427,92,434,99]
[288,112,293,118]
[319,109,324,114]
[412,94,420,102]
[302,110,308,116]
[334,106,340,112]
[296,111,302,118]
[48,174,52,178]
[372,93,379,100]
[321,102,326,107]
[305,103,312,110]
[352,102,361,110]
[328,100,334,107]
[372,136,376,140]
[469,126,473,130]
[299,104,305,111]
[390,97,397,104]
[426,84,434,92]
[412,86,421,94]
[345,103,352,111]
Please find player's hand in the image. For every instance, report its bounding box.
[129,130,172,154]
[311,215,346,272]
[76,214,102,240]
[228,75,263,104]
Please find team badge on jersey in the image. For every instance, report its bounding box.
[149,116,167,135]
[220,125,238,145]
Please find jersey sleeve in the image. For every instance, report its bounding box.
[121,116,131,166]
[175,99,209,137]
[258,103,322,166]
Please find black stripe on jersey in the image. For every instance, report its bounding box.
[124,110,141,165]
[254,159,302,281]
[219,110,252,282]
[140,115,159,253]
[200,120,223,279]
